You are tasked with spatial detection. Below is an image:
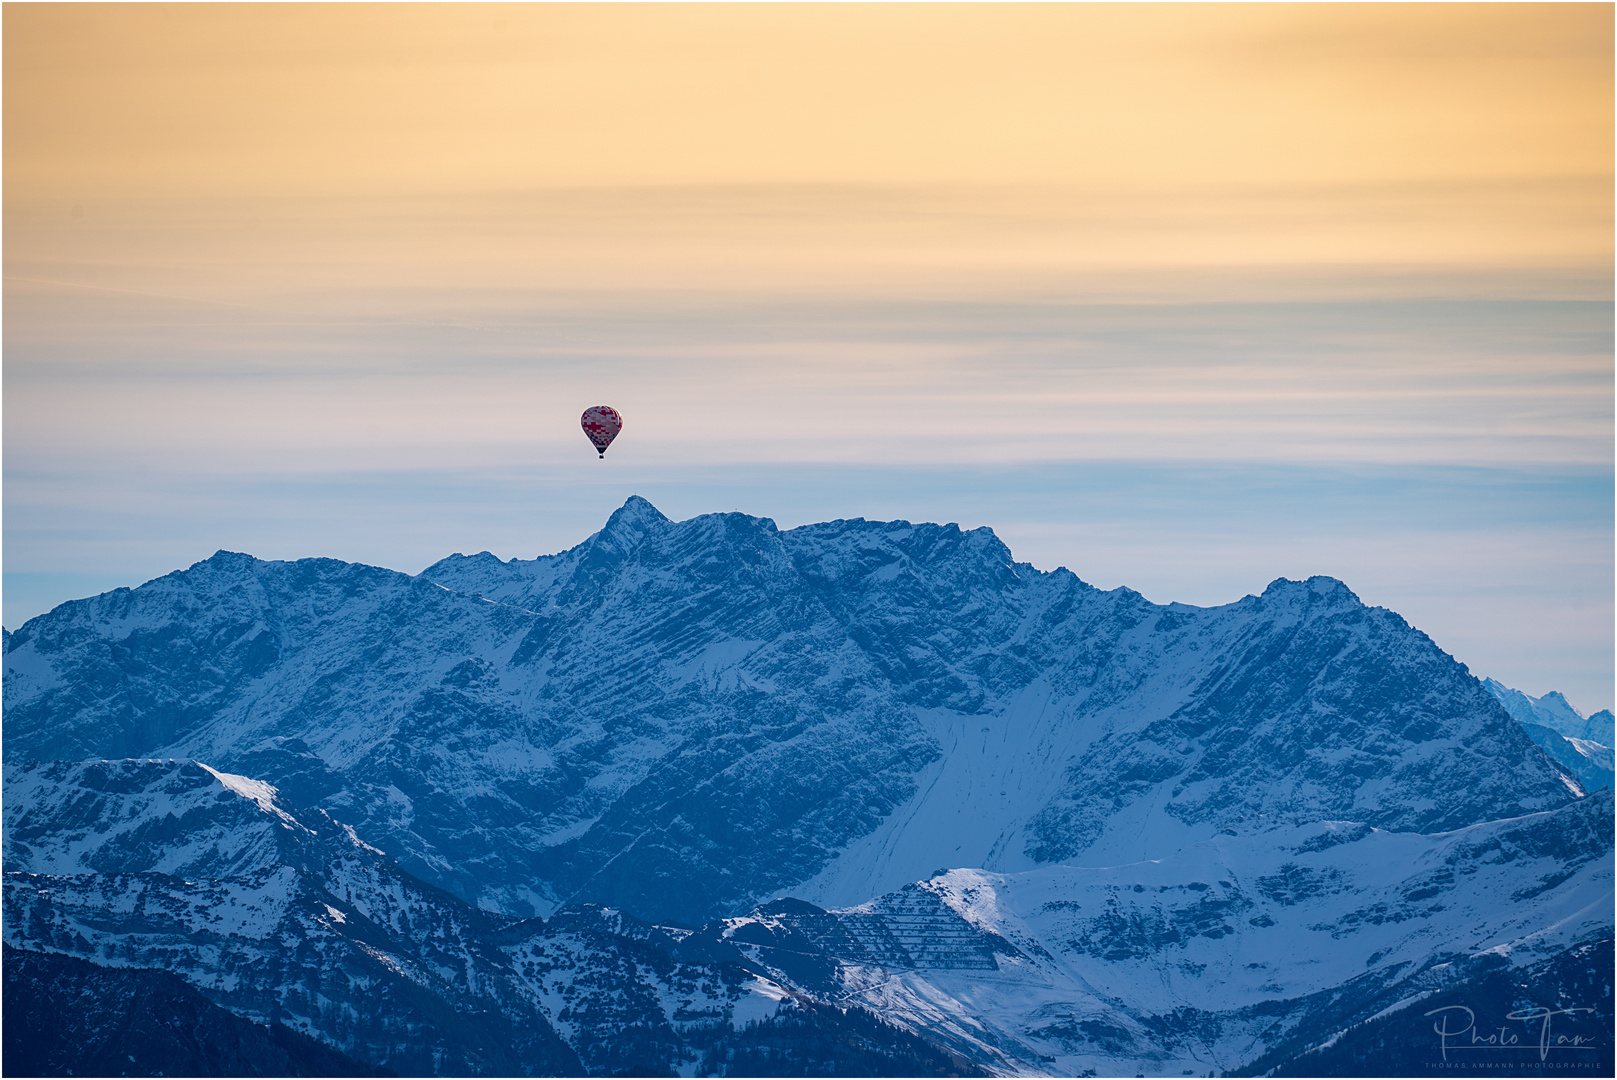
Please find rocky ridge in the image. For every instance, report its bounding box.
[3,497,1583,924]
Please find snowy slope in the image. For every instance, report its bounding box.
[1518,723,1614,794]
[726,795,1614,1076]
[4,497,1582,926]
[5,759,304,880]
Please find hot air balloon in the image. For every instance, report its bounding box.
[581,405,623,458]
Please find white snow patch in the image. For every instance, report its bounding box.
[795,686,1088,907]
[196,762,297,825]
[730,977,788,1030]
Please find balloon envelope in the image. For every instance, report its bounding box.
[581,406,623,457]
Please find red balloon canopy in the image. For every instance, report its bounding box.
[581,406,623,458]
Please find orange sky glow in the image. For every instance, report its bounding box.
[6,3,1611,301]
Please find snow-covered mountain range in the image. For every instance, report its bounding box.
[4,497,1611,1075]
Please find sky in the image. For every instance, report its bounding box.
[4,4,1613,711]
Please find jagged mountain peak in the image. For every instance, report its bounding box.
[426,548,506,571]
[3,498,1610,1078]
[608,492,670,526]
[783,514,1016,567]
[1237,576,1376,631]
[1484,677,1612,739]
[589,493,674,554]
[198,548,258,569]
[1259,574,1360,603]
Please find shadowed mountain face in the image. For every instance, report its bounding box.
[3,497,1581,924]
[3,945,389,1078]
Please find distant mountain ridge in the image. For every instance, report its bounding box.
[1483,678,1615,744]
[3,497,1582,924]
[1484,678,1614,793]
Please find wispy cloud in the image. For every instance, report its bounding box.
[7,270,1610,471]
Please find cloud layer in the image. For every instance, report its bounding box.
[5,5,1611,710]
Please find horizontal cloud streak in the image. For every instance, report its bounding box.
[8,181,1611,304]
[7,282,1610,470]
